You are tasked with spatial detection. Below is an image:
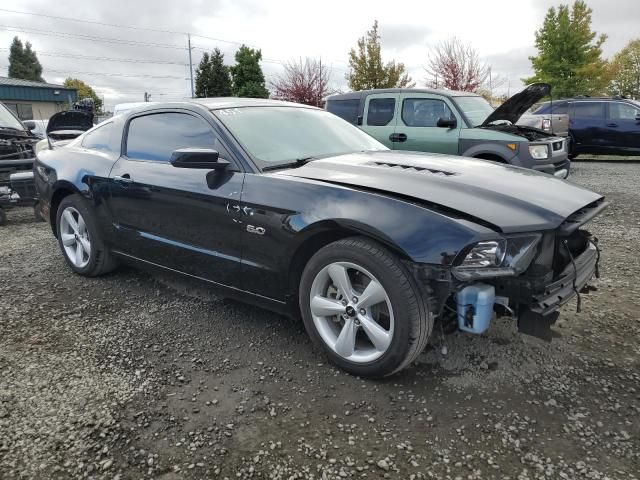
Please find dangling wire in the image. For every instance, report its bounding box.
[562,239,581,313]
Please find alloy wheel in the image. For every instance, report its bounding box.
[59,206,91,269]
[309,261,394,363]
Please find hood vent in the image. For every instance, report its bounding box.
[370,161,456,177]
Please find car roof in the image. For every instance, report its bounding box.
[327,88,481,101]
[540,97,635,104]
[190,97,318,110]
[117,98,319,116]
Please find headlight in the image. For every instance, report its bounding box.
[453,234,542,280]
[541,119,551,131]
[529,144,549,159]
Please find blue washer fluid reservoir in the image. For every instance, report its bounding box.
[456,284,495,334]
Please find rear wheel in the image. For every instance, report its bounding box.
[56,194,117,276]
[299,237,433,378]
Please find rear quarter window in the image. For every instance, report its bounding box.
[326,99,360,125]
[82,122,115,152]
[572,102,604,120]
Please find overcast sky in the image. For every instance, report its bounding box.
[1,0,638,111]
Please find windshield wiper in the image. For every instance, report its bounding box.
[261,157,316,172]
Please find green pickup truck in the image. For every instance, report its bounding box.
[326,83,570,178]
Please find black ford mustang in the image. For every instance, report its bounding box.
[35,98,606,377]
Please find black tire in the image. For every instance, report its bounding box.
[568,153,579,160]
[56,194,117,276]
[0,208,6,226]
[299,237,433,378]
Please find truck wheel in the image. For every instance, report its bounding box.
[299,237,433,378]
[0,208,6,226]
[56,194,117,276]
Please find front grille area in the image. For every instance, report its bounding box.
[370,161,456,177]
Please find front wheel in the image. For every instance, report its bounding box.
[299,237,433,378]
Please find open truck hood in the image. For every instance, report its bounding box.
[481,83,551,126]
[276,150,603,233]
[46,110,93,139]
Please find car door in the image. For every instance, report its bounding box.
[360,93,399,148]
[393,93,460,154]
[604,102,640,154]
[569,101,607,153]
[107,110,245,287]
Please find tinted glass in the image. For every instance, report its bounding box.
[402,98,454,127]
[453,96,494,126]
[214,106,386,167]
[572,102,604,120]
[326,99,359,124]
[82,122,114,152]
[609,102,639,120]
[551,103,568,114]
[367,98,396,126]
[126,112,216,162]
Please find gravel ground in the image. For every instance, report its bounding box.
[1,162,638,479]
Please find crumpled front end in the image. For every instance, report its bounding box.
[414,198,607,341]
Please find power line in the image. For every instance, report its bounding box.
[0,25,187,49]
[0,8,259,48]
[0,65,186,79]
[0,7,188,36]
[0,48,188,66]
[0,8,348,68]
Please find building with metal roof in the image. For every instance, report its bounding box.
[0,76,77,121]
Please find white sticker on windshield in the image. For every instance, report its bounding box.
[218,108,243,116]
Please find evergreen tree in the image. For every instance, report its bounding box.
[230,46,269,98]
[195,49,232,97]
[347,20,413,91]
[524,1,609,97]
[8,36,44,82]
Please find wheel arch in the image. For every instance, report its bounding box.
[286,221,412,303]
[49,181,82,237]
[473,153,507,163]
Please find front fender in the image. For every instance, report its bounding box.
[239,174,497,301]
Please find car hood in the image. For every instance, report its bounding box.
[46,110,94,135]
[481,83,551,126]
[276,150,603,233]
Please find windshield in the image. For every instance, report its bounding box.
[453,96,495,126]
[214,106,386,168]
[0,103,26,130]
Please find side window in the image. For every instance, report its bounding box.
[609,102,638,120]
[402,98,454,127]
[82,122,114,152]
[126,112,217,162]
[550,103,568,114]
[367,98,396,126]
[572,102,604,121]
[326,99,359,124]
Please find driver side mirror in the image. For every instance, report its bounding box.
[437,117,457,129]
[23,120,36,131]
[170,148,228,170]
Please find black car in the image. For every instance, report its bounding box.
[533,97,640,157]
[35,99,606,377]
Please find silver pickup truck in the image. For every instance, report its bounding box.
[517,111,569,137]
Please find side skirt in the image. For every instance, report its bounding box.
[112,250,294,317]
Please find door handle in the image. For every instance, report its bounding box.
[606,123,618,127]
[389,133,408,142]
[113,174,133,184]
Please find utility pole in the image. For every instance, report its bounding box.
[188,33,195,98]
